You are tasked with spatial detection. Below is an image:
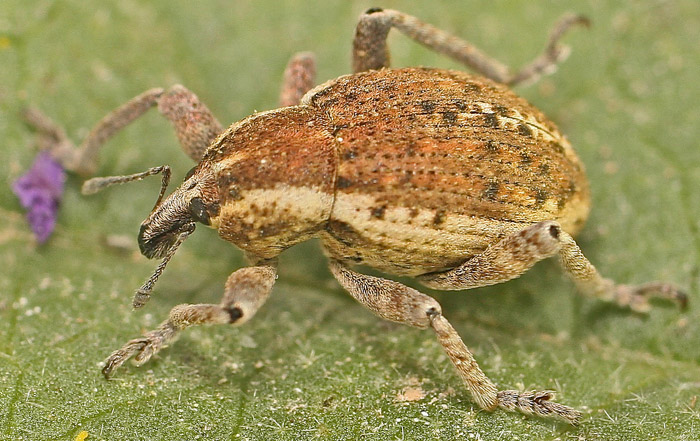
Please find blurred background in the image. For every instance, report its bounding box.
[1,1,699,439]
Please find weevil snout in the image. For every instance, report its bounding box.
[138,169,218,259]
[138,194,195,259]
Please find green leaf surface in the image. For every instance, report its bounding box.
[1,1,699,440]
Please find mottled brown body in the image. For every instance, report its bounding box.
[203,67,589,275]
[32,8,685,425]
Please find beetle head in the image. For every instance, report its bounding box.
[82,163,220,309]
[138,165,219,259]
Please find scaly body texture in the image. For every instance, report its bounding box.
[203,67,590,275]
[25,8,685,426]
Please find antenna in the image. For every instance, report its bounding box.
[132,223,195,309]
[82,165,172,210]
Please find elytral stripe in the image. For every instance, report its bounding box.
[219,184,332,222]
[331,192,525,255]
[446,101,567,146]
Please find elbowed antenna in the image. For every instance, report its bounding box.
[82,165,172,210]
[132,222,195,309]
[82,164,188,309]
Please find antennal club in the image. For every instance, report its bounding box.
[82,165,172,210]
[132,222,195,309]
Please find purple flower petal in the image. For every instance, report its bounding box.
[12,151,66,243]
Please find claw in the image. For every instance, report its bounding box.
[616,282,688,313]
[101,322,177,378]
[497,390,581,425]
[101,338,151,379]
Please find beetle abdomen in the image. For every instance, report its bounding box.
[307,68,590,275]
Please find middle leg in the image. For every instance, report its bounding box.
[328,258,581,424]
[279,52,317,107]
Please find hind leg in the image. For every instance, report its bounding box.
[418,221,686,312]
[352,8,588,85]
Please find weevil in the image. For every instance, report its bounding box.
[25,9,687,425]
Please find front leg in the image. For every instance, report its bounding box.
[328,259,581,424]
[102,259,277,378]
[24,85,222,176]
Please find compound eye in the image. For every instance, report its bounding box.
[188,197,210,225]
[184,166,197,181]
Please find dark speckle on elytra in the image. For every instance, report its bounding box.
[519,152,532,167]
[336,176,353,189]
[464,82,481,94]
[432,209,446,226]
[452,99,467,111]
[442,111,458,125]
[341,150,357,161]
[485,140,500,153]
[534,188,548,206]
[332,124,349,136]
[483,180,500,201]
[483,113,499,128]
[518,123,533,137]
[371,205,386,219]
[420,100,437,113]
[494,104,509,116]
[550,141,565,154]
